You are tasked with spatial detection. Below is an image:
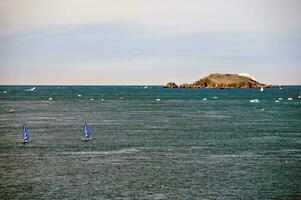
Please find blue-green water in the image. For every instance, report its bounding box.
[0,86,300,199]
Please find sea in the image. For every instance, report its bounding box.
[0,86,300,199]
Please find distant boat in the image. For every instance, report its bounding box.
[9,109,15,113]
[288,97,293,101]
[279,86,283,90]
[25,87,36,91]
[82,122,93,141]
[144,86,148,89]
[260,87,264,92]
[21,124,31,143]
[249,99,260,103]
[155,98,161,101]
[1,90,7,94]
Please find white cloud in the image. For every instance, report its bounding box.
[0,0,300,36]
[0,0,300,84]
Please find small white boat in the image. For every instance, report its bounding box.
[9,109,15,113]
[1,90,7,94]
[100,98,105,102]
[203,98,207,101]
[78,94,82,97]
[25,87,36,91]
[288,97,293,101]
[48,97,53,101]
[212,96,218,99]
[260,87,264,92]
[298,95,301,99]
[90,98,94,101]
[144,86,148,89]
[249,99,260,103]
[274,100,280,103]
[278,98,283,101]
[155,98,161,101]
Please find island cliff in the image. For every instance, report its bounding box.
[164,73,271,89]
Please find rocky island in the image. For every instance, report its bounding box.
[164,73,272,89]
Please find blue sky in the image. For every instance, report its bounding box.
[0,0,300,85]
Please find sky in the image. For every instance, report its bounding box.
[0,0,300,85]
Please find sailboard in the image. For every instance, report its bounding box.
[21,124,31,143]
[82,122,93,141]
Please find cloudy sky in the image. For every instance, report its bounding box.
[0,0,300,85]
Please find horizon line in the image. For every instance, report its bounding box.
[1,84,300,87]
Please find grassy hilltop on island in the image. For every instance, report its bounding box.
[165,73,272,89]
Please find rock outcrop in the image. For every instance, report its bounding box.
[164,73,271,88]
[164,82,178,88]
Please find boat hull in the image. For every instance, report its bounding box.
[82,137,93,141]
[21,140,31,144]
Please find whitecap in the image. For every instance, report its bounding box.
[60,148,139,155]
[25,87,36,91]
[146,193,166,200]
[249,99,260,103]
[209,153,254,159]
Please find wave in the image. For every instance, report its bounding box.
[59,148,139,155]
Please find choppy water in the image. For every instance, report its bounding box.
[0,86,300,199]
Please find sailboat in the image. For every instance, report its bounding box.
[82,122,93,141]
[21,124,31,143]
[25,87,36,91]
[260,87,264,92]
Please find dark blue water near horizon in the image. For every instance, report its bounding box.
[0,86,300,199]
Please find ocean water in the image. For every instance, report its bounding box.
[0,86,300,199]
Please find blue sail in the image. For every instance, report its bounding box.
[83,122,91,138]
[21,124,30,142]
